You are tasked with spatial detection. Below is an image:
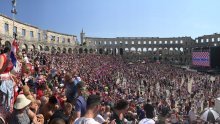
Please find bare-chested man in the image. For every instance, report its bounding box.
[39,96,59,123]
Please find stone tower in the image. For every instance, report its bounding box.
[80,29,85,45]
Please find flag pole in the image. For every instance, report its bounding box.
[11,0,17,40]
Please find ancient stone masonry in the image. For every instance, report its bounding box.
[78,30,220,65]
[0,14,77,54]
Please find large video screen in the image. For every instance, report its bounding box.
[192,52,210,67]
[210,46,220,68]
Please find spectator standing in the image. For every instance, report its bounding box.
[139,103,155,124]
[74,95,101,124]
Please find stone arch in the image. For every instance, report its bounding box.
[130,47,136,52]
[57,47,61,53]
[180,47,184,52]
[89,48,93,53]
[99,48,103,54]
[119,48,123,55]
[114,48,119,55]
[30,44,36,51]
[106,48,111,54]
[38,45,43,51]
[104,48,108,55]
[21,44,28,52]
[32,44,36,51]
[79,48,83,54]
[44,46,50,51]
[5,41,11,49]
[84,48,88,53]
[63,48,67,53]
[143,48,147,52]
[158,48,163,55]
[169,47,174,55]
[174,47,179,55]
[137,48,142,52]
[164,47,168,54]
[51,46,56,54]
[68,48,72,54]
[110,48,113,55]
[175,47,179,51]
[125,48,129,52]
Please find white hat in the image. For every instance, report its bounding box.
[14,94,31,110]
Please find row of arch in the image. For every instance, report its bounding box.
[93,39,185,45]
[2,41,74,54]
[121,47,184,52]
[78,47,190,64]
[78,47,186,55]
[2,40,187,56]
[21,44,73,54]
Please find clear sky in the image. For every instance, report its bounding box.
[0,0,220,39]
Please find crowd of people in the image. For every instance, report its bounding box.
[0,45,220,124]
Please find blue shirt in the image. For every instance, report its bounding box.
[73,77,81,84]
[137,108,145,120]
[65,82,76,102]
[75,96,87,116]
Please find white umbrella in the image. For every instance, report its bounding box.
[200,108,219,122]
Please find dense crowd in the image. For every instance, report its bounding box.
[0,46,220,124]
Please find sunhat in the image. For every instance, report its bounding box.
[14,94,31,110]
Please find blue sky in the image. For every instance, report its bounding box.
[0,0,220,39]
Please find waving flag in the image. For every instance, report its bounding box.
[10,39,19,67]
